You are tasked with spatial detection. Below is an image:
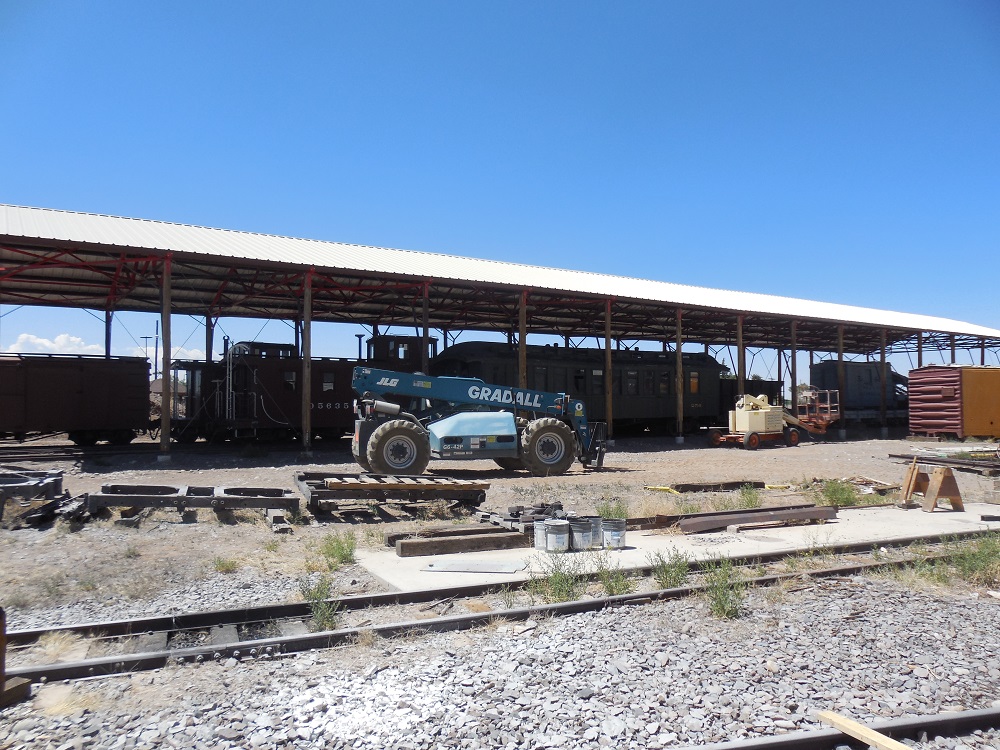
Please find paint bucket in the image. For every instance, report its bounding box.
[568,517,593,551]
[544,519,570,553]
[587,516,604,549]
[533,520,548,550]
[603,518,626,549]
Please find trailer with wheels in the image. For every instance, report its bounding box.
[350,367,606,476]
[707,389,840,450]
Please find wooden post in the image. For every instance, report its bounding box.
[301,270,313,455]
[605,299,613,438]
[518,291,527,389]
[674,308,684,441]
[950,334,956,364]
[159,254,172,458]
[421,282,430,373]
[837,324,846,439]
[917,331,923,368]
[104,310,113,358]
[776,348,783,404]
[790,321,798,412]
[982,337,986,366]
[879,328,887,435]
[736,315,746,396]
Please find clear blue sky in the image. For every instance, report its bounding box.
[1,1,998,374]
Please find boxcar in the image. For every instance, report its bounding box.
[909,365,1000,439]
[809,360,908,423]
[0,353,150,445]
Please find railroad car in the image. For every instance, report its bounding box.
[170,335,434,443]
[908,365,1000,439]
[429,341,748,434]
[809,360,908,423]
[0,353,150,445]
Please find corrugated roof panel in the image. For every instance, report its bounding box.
[1,203,998,338]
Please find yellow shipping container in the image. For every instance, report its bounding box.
[961,367,1000,438]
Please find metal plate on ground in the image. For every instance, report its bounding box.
[422,560,527,574]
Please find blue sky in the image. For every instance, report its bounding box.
[1,1,998,375]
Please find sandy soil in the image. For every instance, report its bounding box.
[1,434,996,621]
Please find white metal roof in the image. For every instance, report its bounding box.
[1,203,998,338]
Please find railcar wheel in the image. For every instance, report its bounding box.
[743,432,761,450]
[522,418,576,477]
[108,430,135,446]
[494,456,525,471]
[784,427,801,447]
[68,432,97,447]
[366,420,430,475]
[708,429,724,448]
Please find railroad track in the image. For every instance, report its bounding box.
[7,529,993,686]
[0,440,344,464]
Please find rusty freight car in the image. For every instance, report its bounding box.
[0,353,150,445]
[908,365,1000,439]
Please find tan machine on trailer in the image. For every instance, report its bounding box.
[708,388,840,450]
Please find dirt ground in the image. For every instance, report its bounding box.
[1,433,997,623]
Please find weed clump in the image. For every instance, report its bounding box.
[592,552,636,596]
[595,496,628,520]
[818,479,860,507]
[738,484,762,509]
[528,553,587,603]
[647,548,690,589]
[213,556,239,574]
[702,556,746,619]
[299,574,341,631]
[320,531,357,569]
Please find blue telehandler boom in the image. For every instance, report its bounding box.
[351,366,607,477]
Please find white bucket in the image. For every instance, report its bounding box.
[544,519,570,553]
[603,518,626,549]
[533,520,547,550]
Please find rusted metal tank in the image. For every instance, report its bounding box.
[908,365,1000,439]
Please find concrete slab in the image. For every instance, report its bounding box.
[354,502,1000,592]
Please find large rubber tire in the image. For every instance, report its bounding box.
[366,420,430,475]
[521,418,576,477]
[743,432,761,450]
[494,456,525,471]
[708,429,724,448]
[355,452,372,473]
[784,427,801,447]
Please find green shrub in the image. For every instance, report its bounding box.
[738,484,762,509]
[213,556,239,574]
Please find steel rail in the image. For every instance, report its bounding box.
[8,526,995,650]
[683,707,1000,750]
[5,546,981,685]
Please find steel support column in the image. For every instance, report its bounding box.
[421,283,430,373]
[605,299,613,439]
[518,291,527,389]
[104,310,113,358]
[837,324,846,439]
[205,316,215,363]
[159,255,172,458]
[674,308,684,443]
[301,270,313,456]
[982,338,987,366]
[879,328,887,435]
[777,348,783,404]
[790,322,798,412]
[737,315,746,395]
[917,332,923,368]
[950,334,956,364]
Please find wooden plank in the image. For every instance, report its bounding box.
[815,710,910,750]
[384,525,512,547]
[679,506,836,534]
[396,531,532,557]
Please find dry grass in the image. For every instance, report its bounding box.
[29,631,90,664]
